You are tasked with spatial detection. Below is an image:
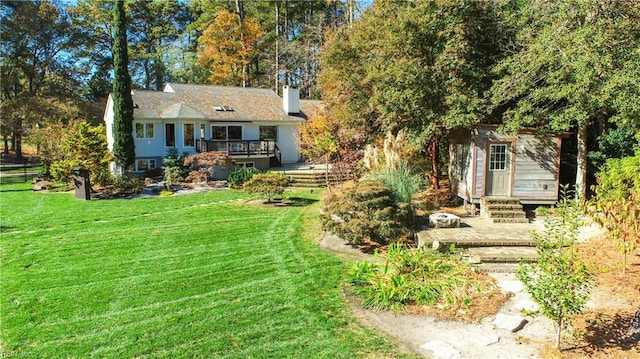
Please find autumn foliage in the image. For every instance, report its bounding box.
[197,9,264,86]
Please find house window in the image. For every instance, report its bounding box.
[199,124,205,139]
[135,123,154,139]
[259,126,277,141]
[165,123,175,147]
[184,123,195,147]
[211,125,242,140]
[238,162,254,168]
[136,159,157,171]
[489,144,508,171]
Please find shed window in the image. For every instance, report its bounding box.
[489,144,508,171]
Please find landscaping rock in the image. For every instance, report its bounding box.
[493,313,528,332]
[626,308,640,344]
[419,340,461,359]
[429,213,461,228]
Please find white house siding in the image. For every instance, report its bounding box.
[277,123,301,164]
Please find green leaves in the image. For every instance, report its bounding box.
[517,187,592,348]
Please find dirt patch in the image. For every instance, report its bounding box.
[556,234,640,359]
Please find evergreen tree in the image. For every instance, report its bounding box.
[111,0,135,171]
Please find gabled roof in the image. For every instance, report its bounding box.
[131,83,317,123]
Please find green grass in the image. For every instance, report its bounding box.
[0,182,414,358]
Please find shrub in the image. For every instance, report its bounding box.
[183,151,234,183]
[111,174,144,193]
[590,151,640,275]
[162,148,189,187]
[348,244,503,314]
[321,180,412,245]
[33,121,111,185]
[243,172,288,202]
[228,166,261,187]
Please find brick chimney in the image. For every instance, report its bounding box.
[283,86,300,114]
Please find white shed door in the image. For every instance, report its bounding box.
[486,143,511,196]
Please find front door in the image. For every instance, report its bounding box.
[486,143,511,196]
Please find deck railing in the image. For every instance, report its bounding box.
[196,139,280,163]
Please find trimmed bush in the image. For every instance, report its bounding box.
[321,180,412,245]
[243,172,289,202]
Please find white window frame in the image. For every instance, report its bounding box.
[135,122,154,139]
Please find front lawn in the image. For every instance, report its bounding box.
[0,182,413,358]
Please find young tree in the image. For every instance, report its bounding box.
[111,0,135,171]
[243,172,288,203]
[517,187,592,349]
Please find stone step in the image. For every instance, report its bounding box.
[484,204,524,211]
[482,196,521,205]
[416,234,537,248]
[467,246,538,263]
[492,217,530,224]
[486,210,527,219]
[473,263,522,273]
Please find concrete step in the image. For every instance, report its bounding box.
[492,217,530,224]
[482,197,521,205]
[473,263,522,273]
[486,210,527,219]
[416,233,537,248]
[467,246,538,263]
[484,204,524,211]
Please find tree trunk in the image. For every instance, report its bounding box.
[427,135,440,190]
[3,135,9,155]
[575,121,588,200]
[555,317,562,349]
[235,0,248,87]
[274,1,280,93]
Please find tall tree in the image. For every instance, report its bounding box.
[111,0,135,171]
[197,8,264,86]
[0,0,83,160]
[490,0,640,199]
[320,1,508,188]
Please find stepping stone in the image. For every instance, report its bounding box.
[419,340,461,359]
[497,280,524,293]
[493,313,528,332]
[515,299,540,313]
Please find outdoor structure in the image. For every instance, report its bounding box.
[103,83,321,174]
[449,125,567,210]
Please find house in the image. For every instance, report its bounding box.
[449,125,568,214]
[103,83,321,175]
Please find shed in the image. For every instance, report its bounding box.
[449,125,567,213]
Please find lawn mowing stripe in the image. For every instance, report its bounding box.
[4,222,299,283]
[32,287,298,349]
[20,244,309,326]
